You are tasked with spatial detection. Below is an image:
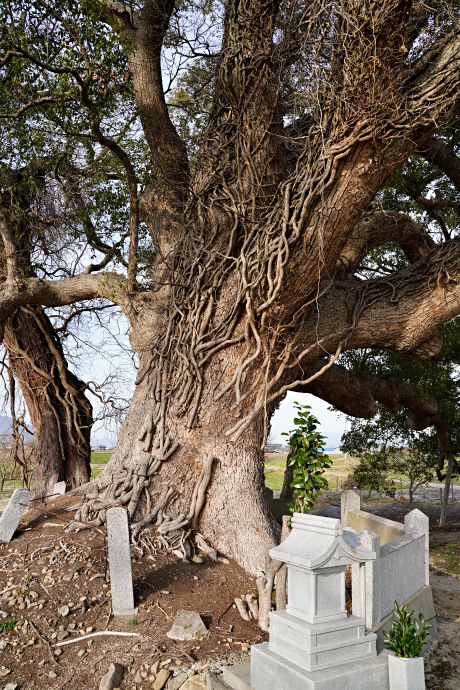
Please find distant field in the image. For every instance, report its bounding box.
[90,450,113,480]
[90,450,113,465]
[264,451,350,491]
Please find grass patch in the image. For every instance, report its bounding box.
[429,542,460,577]
[90,450,113,465]
[264,469,285,491]
[0,619,16,633]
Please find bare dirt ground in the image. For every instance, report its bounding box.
[0,494,458,689]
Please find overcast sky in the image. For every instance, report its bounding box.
[269,391,348,446]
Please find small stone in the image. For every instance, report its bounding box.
[153,668,170,690]
[29,591,39,599]
[86,626,93,633]
[99,662,124,690]
[0,668,12,677]
[160,659,172,667]
[3,683,19,690]
[58,605,69,617]
[54,649,63,657]
[150,661,160,675]
[167,671,188,690]
[133,672,143,683]
[57,631,69,641]
[167,610,207,641]
[191,556,203,564]
[180,677,206,690]
[48,671,58,679]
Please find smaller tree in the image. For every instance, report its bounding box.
[281,404,331,513]
[392,448,434,503]
[352,451,396,499]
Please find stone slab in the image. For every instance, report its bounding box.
[166,609,207,640]
[0,488,30,543]
[221,663,252,690]
[250,643,390,690]
[106,507,137,616]
[53,481,67,496]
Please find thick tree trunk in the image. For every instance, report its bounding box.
[4,306,93,499]
[100,362,280,575]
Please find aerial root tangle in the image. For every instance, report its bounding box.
[69,453,215,560]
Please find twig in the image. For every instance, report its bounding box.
[156,600,169,619]
[54,631,143,647]
[40,581,57,604]
[28,619,63,667]
[216,600,235,625]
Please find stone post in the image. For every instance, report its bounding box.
[351,528,381,628]
[404,509,429,586]
[0,488,31,544]
[106,507,138,616]
[341,490,360,527]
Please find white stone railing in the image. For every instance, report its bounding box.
[341,491,429,628]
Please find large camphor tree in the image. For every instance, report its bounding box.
[2,0,460,573]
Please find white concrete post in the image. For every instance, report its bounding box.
[404,509,429,586]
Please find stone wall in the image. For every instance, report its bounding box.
[341,492,432,632]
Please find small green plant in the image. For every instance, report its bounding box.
[382,601,432,657]
[0,619,16,633]
[282,404,332,513]
[127,619,137,626]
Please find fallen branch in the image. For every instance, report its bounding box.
[54,631,143,647]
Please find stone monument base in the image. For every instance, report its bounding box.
[268,610,376,672]
[250,643,390,690]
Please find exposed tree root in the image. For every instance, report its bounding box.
[69,453,216,559]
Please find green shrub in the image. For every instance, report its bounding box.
[382,601,432,657]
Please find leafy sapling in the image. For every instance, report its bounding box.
[282,404,332,514]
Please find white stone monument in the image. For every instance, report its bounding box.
[106,507,138,616]
[0,488,31,544]
[251,514,390,689]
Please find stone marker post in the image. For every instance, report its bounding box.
[106,507,138,616]
[0,487,31,543]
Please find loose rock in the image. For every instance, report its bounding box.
[167,671,188,690]
[167,610,208,641]
[181,676,206,690]
[99,662,124,690]
[153,668,171,690]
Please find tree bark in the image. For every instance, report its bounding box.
[4,306,93,499]
[440,454,454,527]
